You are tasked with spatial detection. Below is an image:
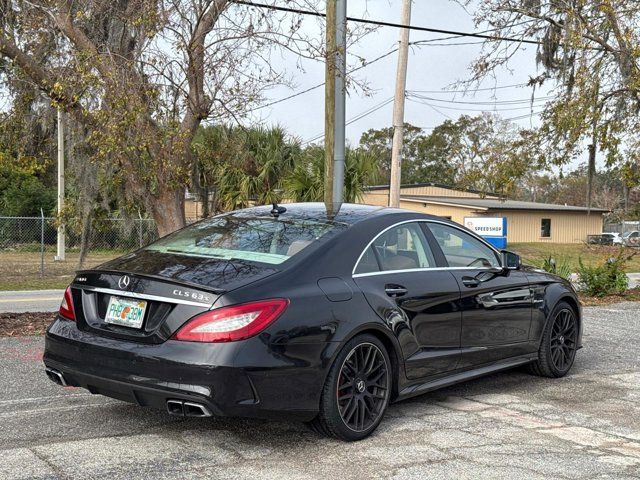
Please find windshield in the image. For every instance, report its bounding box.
[144,214,346,265]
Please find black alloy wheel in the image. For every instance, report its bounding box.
[309,334,391,441]
[549,308,577,372]
[337,342,389,432]
[528,301,578,378]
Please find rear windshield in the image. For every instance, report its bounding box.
[144,214,345,265]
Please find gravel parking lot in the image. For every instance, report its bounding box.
[1,303,639,480]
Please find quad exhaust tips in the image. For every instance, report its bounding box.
[45,367,67,386]
[166,399,212,417]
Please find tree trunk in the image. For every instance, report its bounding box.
[151,187,187,237]
[202,186,210,218]
[77,210,92,270]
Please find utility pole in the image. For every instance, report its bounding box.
[388,0,412,208]
[55,108,66,261]
[333,0,347,205]
[324,0,347,208]
[586,143,595,215]
[587,85,600,216]
[323,1,336,208]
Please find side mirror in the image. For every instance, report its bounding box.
[501,250,521,270]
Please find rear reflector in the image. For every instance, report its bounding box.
[172,299,289,343]
[59,286,75,321]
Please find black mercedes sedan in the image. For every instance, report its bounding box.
[43,203,582,441]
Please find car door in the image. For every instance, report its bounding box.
[353,221,462,380]
[425,222,533,368]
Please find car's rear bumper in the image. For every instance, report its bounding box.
[43,317,332,422]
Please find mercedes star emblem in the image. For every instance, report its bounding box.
[118,275,131,289]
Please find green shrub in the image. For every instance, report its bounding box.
[535,255,572,280]
[577,253,629,297]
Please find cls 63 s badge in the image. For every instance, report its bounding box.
[173,289,211,303]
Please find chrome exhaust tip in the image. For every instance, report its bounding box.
[166,399,184,416]
[45,367,67,386]
[183,401,212,417]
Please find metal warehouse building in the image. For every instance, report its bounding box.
[361,184,607,244]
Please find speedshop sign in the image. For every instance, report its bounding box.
[463,217,506,237]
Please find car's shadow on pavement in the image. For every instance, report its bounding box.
[104,367,572,447]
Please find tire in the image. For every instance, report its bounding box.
[309,334,392,441]
[528,301,578,378]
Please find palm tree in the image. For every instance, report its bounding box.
[193,125,299,212]
[284,145,380,203]
[193,127,381,212]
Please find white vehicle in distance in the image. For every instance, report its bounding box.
[623,231,640,247]
[605,232,623,245]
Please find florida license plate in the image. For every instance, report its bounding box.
[105,297,147,329]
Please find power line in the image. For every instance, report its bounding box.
[242,32,510,115]
[407,92,554,106]
[407,96,543,113]
[232,0,545,46]
[408,82,532,94]
[419,100,453,120]
[303,96,394,144]
[242,47,399,115]
[503,110,543,122]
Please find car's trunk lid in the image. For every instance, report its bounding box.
[69,251,279,343]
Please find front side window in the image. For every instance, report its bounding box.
[427,223,500,268]
[145,215,345,265]
[541,218,551,238]
[355,222,436,273]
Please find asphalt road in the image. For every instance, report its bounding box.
[0,290,64,313]
[0,303,639,479]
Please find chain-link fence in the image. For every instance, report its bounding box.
[0,216,166,289]
[604,221,640,234]
[0,216,159,251]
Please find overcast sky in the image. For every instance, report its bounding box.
[240,0,608,174]
[246,0,556,150]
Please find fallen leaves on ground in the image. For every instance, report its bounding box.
[0,312,54,336]
[578,288,640,306]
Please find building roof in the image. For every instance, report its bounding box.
[402,195,610,213]
[366,182,499,197]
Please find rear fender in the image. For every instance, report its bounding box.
[321,322,406,400]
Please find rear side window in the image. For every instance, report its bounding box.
[427,223,500,268]
[145,215,345,265]
[355,222,436,273]
[354,246,379,274]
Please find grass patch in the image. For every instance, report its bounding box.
[510,243,640,273]
[0,251,121,291]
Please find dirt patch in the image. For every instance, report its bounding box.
[579,288,640,306]
[0,312,54,337]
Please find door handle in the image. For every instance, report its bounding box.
[385,284,408,297]
[462,276,480,288]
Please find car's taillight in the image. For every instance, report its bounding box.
[59,286,75,321]
[172,299,289,343]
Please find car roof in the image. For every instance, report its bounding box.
[229,202,432,226]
